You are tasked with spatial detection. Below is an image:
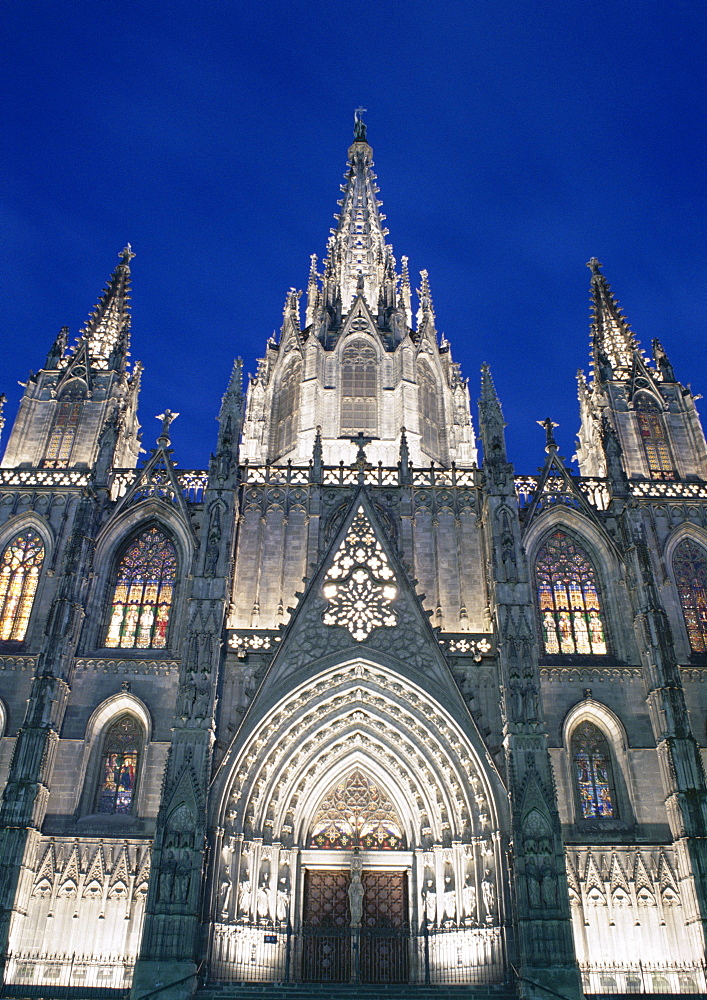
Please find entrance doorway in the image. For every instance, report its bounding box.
[301,868,408,982]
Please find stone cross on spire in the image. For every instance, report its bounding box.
[119,244,136,267]
[156,409,179,447]
[354,107,367,141]
[537,417,559,453]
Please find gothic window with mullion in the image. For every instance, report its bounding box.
[535,530,608,656]
[635,394,676,481]
[272,358,301,460]
[42,400,82,468]
[96,714,143,814]
[341,338,378,436]
[0,529,45,643]
[571,721,616,820]
[673,538,707,654]
[104,525,177,650]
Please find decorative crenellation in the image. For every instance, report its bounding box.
[228,631,281,655]
[74,657,180,675]
[0,469,92,488]
[439,635,493,658]
[515,475,611,512]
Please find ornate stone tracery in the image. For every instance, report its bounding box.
[322,507,398,640]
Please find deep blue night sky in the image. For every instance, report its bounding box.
[2,1,706,471]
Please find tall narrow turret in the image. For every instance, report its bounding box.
[1,248,142,470]
[576,259,707,481]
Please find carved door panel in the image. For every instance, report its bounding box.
[360,871,408,982]
[301,869,350,981]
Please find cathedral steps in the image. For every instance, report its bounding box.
[195,985,516,1000]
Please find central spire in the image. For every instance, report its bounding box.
[321,111,394,314]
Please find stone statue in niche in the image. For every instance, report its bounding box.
[423,878,437,925]
[348,850,364,927]
[257,880,271,921]
[276,879,290,923]
[462,878,477,924]
[237,878,252,920]
[481,871,495,923]
[442,876,457,924]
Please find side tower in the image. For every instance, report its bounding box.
[576,258,707,482]
[2,246,142,473]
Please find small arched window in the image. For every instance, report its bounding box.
[0,529,45,642]
[635,395,675,480]
[341,339,377,435]
[272,359,301,460]
[105,526,177,649]
[536,531,607,655]
[571,721,615,819]
[418,362,441,462]
[673,538,707,653]
[96,714,143,814]
[43,400,83,468]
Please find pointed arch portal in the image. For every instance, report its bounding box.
[210,659,507,985]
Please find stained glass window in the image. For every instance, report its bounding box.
[635,396,675,481]
[571,721,615,819]
[0,530,44,642]
[536,531,607,655]
[673,538,707,653]
[309,769,405,849]
[418,362,441,462]
[341,339,377,435]
[273,359,301,459]
[97,715,142,814]
[43,401,82,468]
[105,526,177,649]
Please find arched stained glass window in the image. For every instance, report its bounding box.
[673,538,707,653]
[0,530,44,642]
[635,395,675,481]
[309,769,405,850]
[105,526,177,649]
[273,359,301,459]
[341,339,377,435]
[418,362,441,461]
[536,531,607,655]
[43,400,82,468]
[97,715,142,814]
[571,721,615,819]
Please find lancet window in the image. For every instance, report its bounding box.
[341,339,378,435]
[272,359,301,460]
[309,769,405,849]
[418,361,442,461]
[96,714,142,814]
[536,531,607,655]
[0,530,45,642]
[43,400,82,468]
[571,721,615,819]
[673,538,707,653]
[635,395,675,480]
[105,526,177,649]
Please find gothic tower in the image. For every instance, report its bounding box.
[1,118,707,1000]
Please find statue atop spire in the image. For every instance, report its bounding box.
[353,107,367,142]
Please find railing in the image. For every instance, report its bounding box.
[209,922,506,986]
[110,469,208,503]
[514,475,611,512]
[1,952,134,998]
[580,960,707,995]
[241,463,479,489]
[0,468,91,488]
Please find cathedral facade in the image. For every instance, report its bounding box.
[1,119,707,999]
